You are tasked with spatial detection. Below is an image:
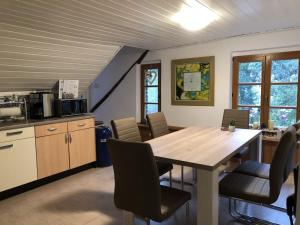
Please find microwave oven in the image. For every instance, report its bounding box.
[54,99,87,117]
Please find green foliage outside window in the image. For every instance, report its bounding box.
[238,59,299,127]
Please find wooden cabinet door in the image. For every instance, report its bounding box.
[36,133,70,179]
[263,141,300,164]
[69,128,96,169]
[262,141,278,163]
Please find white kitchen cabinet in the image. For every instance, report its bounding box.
[0,127,37,192]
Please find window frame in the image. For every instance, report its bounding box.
[140,63,161,124]
[232,51,300,127]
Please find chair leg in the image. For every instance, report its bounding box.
[228,199,252,224]
[239,157,242,164]
[181,166,184,190]
[233,199,241,215]
[228,198,238,218]
[229,198,283,225]
[192,168,197,183]
[228,198,233,217]
[169,170,172,187]
[289,215,294,225]
[186,202,190,224]
[145,218,150,225]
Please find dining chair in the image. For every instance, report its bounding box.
[222,109,250,129]
[233,122,300,180]
[146,112,170,138]
[146,112,186,189]
[286,121,300,224]
[221,109,250,163]
[219,126,297,224]
[111,117,173,184]
[107,139,191,224]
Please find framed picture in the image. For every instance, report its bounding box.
[171,56,215,106]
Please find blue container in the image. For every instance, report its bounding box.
[95,125,112,167]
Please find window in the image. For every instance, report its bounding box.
[141,63,161,123]
[233,51,300,128]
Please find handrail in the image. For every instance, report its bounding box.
[90,50,149,113]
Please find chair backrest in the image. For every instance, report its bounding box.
[111,117,142,142]
[221,109,250,129]
[269,126,297,202]
[293,120,300,130]
[146,112,170,138]
[292,120,300,140]
[107,139,161,219]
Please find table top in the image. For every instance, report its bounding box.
[146,127,261,170]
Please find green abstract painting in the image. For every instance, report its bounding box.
[171,56,215,106]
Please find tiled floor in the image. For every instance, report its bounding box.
[0,165,294,225]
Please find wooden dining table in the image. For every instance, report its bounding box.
[144,126,262,225]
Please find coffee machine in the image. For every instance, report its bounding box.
[29,92,54,119]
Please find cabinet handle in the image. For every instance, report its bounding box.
[69,133,72,143]
[65,133,68,144]
[78,123,86,127]
[47,128,57,132]
[6,131,23,136]
[0,144,13,150]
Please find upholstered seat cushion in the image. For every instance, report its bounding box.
[154,185,191,222]
[234,160,270,179]
[157,161,173,177]
[219,173,273,205]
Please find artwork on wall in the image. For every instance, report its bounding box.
[171,56,215,106]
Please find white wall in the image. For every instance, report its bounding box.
[140,28,300,127]
[90,46,145,126]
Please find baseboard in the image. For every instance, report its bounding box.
[0,162,97,201]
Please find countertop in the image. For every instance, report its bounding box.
[0,114,96,131]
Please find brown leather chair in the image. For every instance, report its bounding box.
[222,109,250,162]
[146,112,170,138]
[219,126,297,224]
[111,117,173,180]
[286,122,300,225]
[107,139,191,224]
[233,122,300,179]
[111,117,142,142]
[146,112,186,189]
[222,109,250,129]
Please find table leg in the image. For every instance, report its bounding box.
[197,168,218,225]
[296,164,300,225]
[257,134,262,162]
[249,134,262,162]
[123,210,134,225]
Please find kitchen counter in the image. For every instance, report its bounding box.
[0,114,96,131]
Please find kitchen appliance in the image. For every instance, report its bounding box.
[53,80,79,99]
[29,92,54,119]
[54,98,87,117]
[0,95,28,122]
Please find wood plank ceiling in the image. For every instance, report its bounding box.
[1,0,300,92]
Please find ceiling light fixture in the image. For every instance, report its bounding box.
[171,0,219,31]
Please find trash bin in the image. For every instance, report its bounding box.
[95,124,112,167]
